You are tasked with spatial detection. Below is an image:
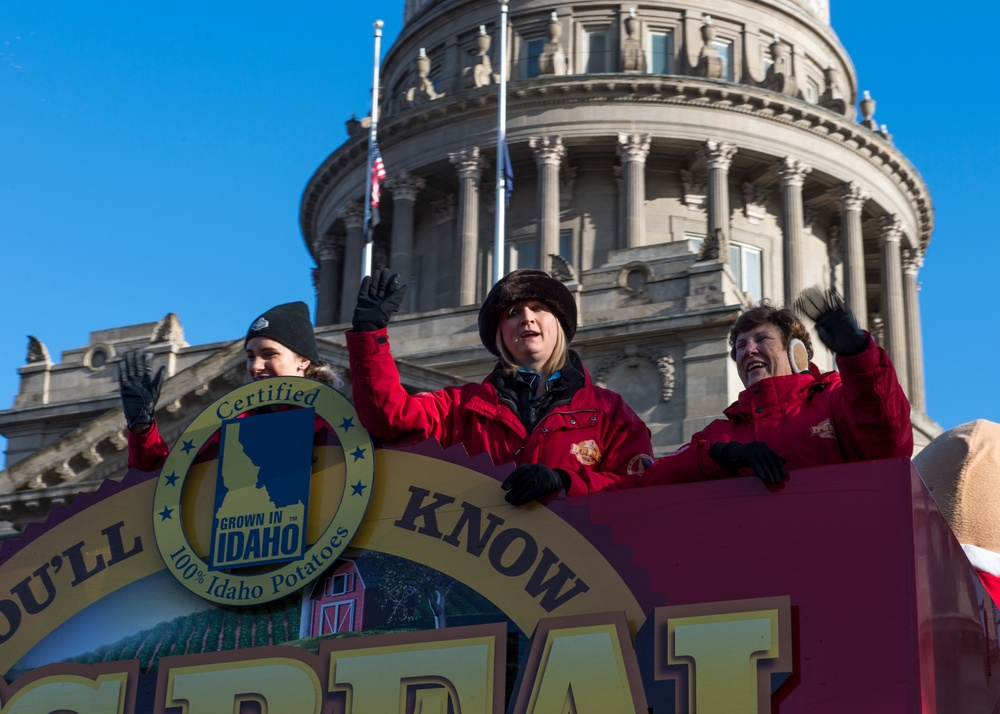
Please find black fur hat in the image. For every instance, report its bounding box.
[478,269,577,356]
[245,301,320,363]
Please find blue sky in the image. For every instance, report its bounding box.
[2,0,998,467]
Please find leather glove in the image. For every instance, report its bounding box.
[709,441,787,485]
[501,463,571,505]
[352,268,409,332]
[795,285,868,357]
[117,350,166,433]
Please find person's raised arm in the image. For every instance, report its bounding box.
[351,268,408,333]
[796,285,912,459]
[117,350,169,470]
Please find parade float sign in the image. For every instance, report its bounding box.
[0,378,998,713]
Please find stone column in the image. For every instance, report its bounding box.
[530,136,565,272]
[878,215,909,394]
[837,182,870,329]
[774,157,812,305]
[617,133,651,249]
[338,202,365,324]
[449,147,485,305]
[702,140,737,259]
[387,171,426,312]
[903,247,925,412]
[315,234,342,326]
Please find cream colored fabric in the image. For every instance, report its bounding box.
[913,420,1000,554]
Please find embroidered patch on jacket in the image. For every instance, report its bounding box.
[810,418,837,439]
[627,453,654,477]
[571,440,602,466]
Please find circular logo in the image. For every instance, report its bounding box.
[152,377,373,605]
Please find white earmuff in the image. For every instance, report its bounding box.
[788,338,809,373]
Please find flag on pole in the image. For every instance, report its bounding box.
[503,140,514,206]
[370,139,387,227]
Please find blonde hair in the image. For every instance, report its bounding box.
[495,320,568,378]
[305,361,343,389]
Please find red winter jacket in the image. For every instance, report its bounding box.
[128,422,170,471]
[346,328,653,495]
[643,336,912,484]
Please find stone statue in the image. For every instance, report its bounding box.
[539,12,567,76]
[403,48,444,107]
[621,9,644,73]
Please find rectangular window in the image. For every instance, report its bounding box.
[585,29,609,73]
[649,30,674,74]
[805,78,820,104]
[729,241,762,301]
[509,239,538,271]
[328,572,354,596]
[558,229,573,262]
[712,39,734,81]
[525,38,544,78]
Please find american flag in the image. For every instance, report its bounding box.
[370,140,387,208]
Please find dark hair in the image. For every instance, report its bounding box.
[728,301,813,360]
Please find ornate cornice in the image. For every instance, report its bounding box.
[301,75,933,256]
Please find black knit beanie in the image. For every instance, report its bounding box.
[478,269,577,356]
[245,301,320,363]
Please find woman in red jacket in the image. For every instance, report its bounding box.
[119,301,341,471]
[346,269,653,505]
[642,288,912,486]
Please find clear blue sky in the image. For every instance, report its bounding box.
[2,1,998,468]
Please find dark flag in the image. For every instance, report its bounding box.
[503,140,514,206]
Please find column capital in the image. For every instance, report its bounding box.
[386,170,427,202]
[903,247,925,275]
[529,135,566,166]
[338,201,365,229]
[774,156,812,187]
[837,181,870,212]
[449,147,484,180]
[316,234,341,261]
[876,214,905,244]
[617,133,651,163]
[701,140,737,170]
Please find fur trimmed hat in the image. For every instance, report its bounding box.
[478,269,577,356]
[245,301,320,363]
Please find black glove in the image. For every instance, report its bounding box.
[352,268,409,332]
[501,463,570,505]
[117,350,166,433]
[709,441,787,485]
[795,286,868,357]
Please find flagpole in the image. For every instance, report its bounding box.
[362,19,384,279]
[492,0,509,286]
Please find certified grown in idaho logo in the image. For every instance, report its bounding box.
[152,377,374,605]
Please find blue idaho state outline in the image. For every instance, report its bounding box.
[213,408,315,514]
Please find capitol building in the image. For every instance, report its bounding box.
[0,0,938,528]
